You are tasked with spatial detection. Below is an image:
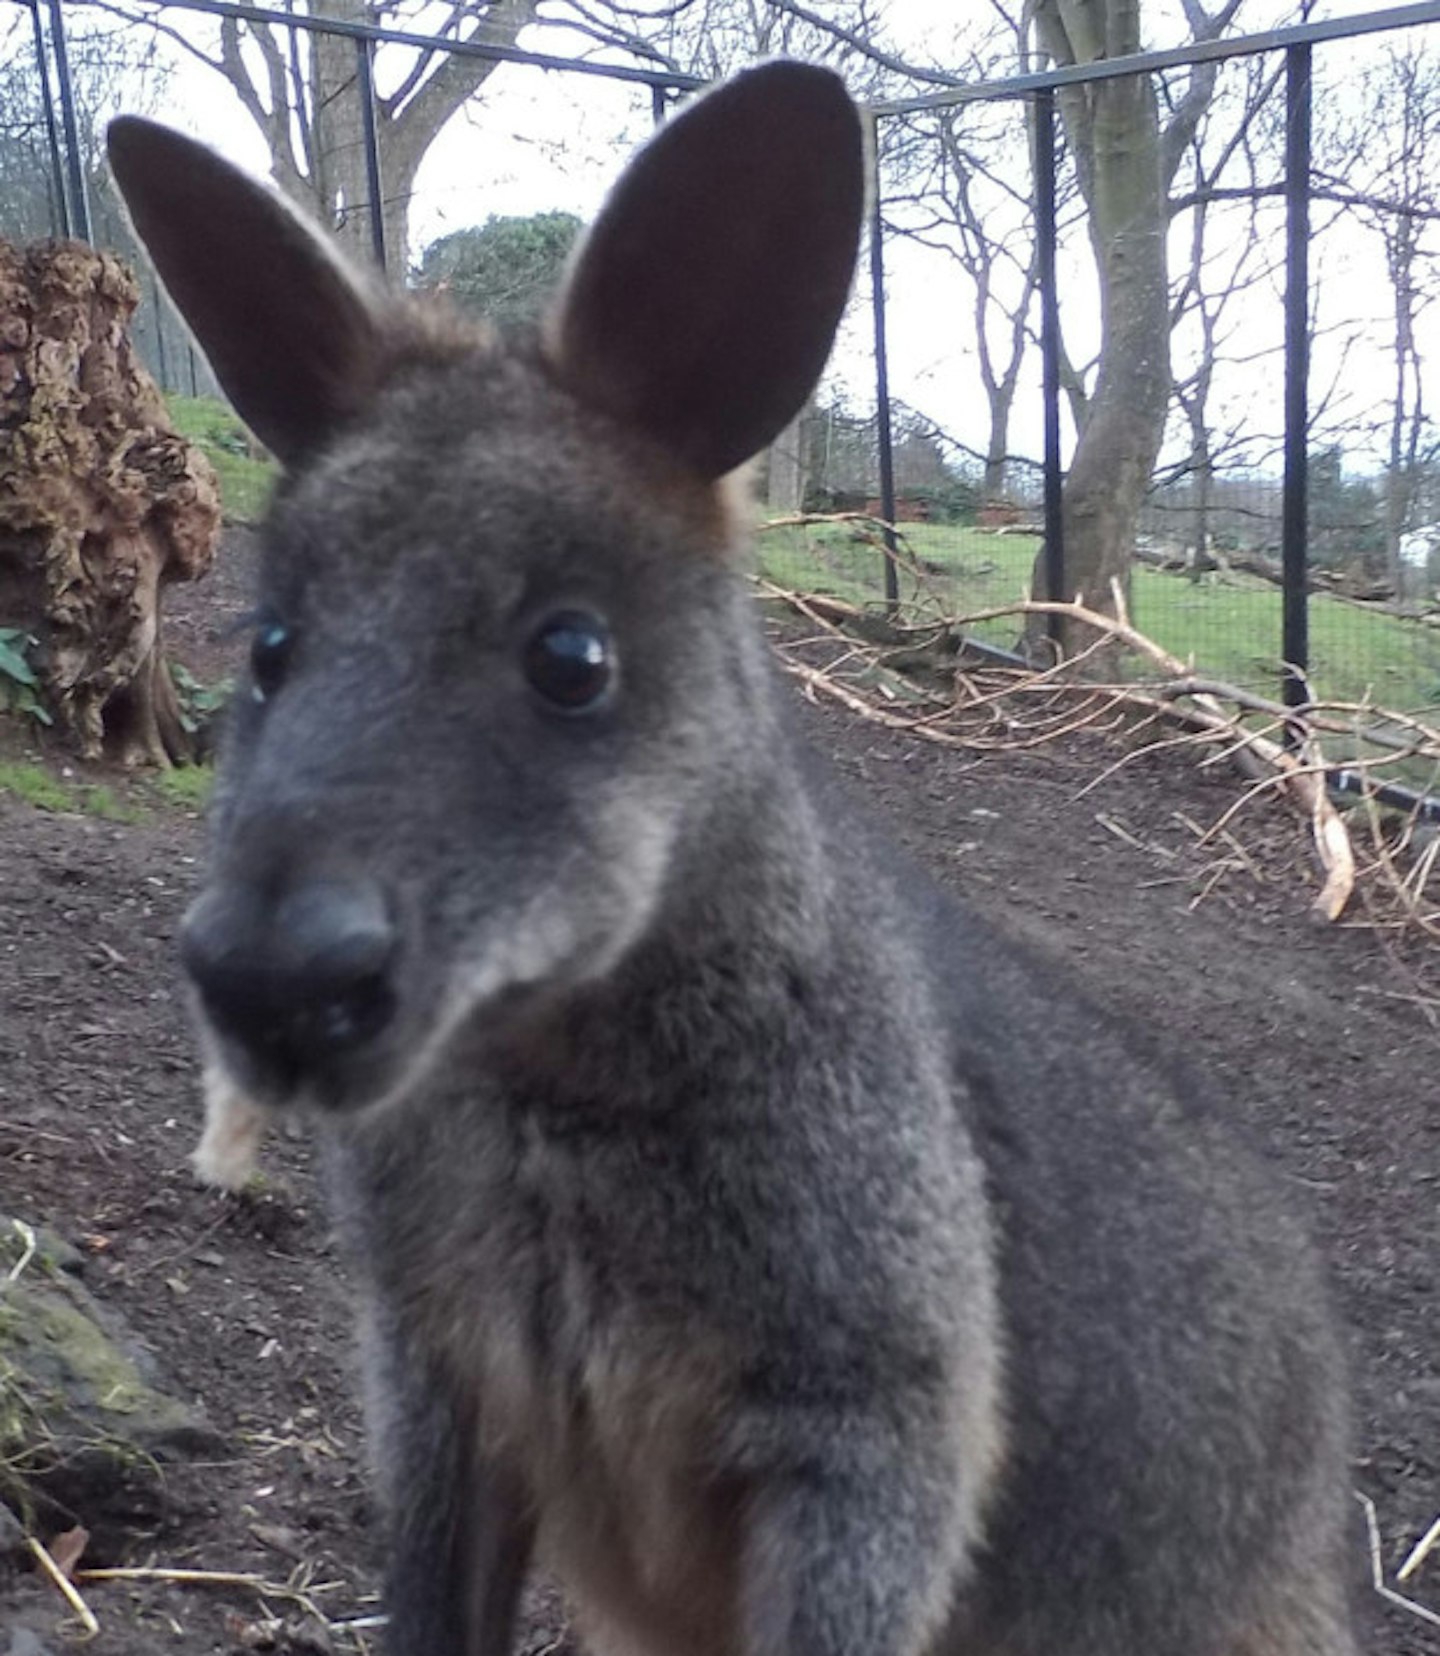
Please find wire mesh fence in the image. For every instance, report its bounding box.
[10,0,1440,750]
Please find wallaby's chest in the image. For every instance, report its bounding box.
[352,1095,738,1460]
[357,1102,748,1656]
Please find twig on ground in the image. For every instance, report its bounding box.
[28,1536,100,1639]
[76,1562,347,1633]
[6,1219,36,1284]
[1399,1511,1440,1584]
[1357,1491,1440,1630]
[762,578,1440,946]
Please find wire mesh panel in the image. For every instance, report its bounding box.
[20,0,1440,744]
[1300,25,1440,726]
[0,7,65,244]
[755,94,1053,656]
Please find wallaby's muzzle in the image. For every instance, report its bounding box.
[182,876,398,1099]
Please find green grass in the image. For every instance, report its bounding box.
[77,785,145,824]
[0,758,220,821]
[0,759,217,820]
[147,765,214,810]
[758,521,1038,635]
[167,395,274,523]
[758,518,1440,723]
[0,763,74,813]
[0,764,152,821]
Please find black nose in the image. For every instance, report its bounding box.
[182,878,398,1075]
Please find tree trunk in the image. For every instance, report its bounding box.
[1029,60,1171,652]
[1026,0,1242,658]
[312,14,374,260]
[0,241,221,765]
[1190,441,1213,584]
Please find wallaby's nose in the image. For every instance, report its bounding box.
[182,879,397,1077]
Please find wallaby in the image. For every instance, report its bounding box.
[110,64,1359,1656]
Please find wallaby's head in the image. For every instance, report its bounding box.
[109,64,864,1112]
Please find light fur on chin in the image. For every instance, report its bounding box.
[193,1065,269,1189]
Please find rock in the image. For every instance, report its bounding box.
[0,1211,226,1552]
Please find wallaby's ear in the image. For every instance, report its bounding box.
[107,117,385,466]
[549,61,864,481]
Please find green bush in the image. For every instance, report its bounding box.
[0,630,51,727]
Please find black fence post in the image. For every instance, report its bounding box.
[356,36,387,271]
[47,0,91,242]
[867,114,900,612]
[1035,86,1065,641]
[1282,43,1311,712]
[29,0,70,238]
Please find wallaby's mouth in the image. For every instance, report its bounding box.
[196,984,400,1111]
[181,876,407,1112]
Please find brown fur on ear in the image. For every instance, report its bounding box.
[548,61,864,481]
[108,117,386,466]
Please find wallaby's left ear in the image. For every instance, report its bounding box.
[548,61,865,481]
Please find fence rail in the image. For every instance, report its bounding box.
[10,0,1440,777]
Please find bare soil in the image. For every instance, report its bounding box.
[0,531,1437,1653]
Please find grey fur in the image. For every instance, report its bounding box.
[110,62,1358,1656]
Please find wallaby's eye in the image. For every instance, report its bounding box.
[250,622,294,703]
[524,611,614,713]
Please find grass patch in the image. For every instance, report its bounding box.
[167,395,274,523]
[0,764,156,822]
[0,755,216,819]
[0,763,74,813]
[758,521,1037,635]
[78,785,145,825]
[148,765,213,810]
[759,517,1440,720]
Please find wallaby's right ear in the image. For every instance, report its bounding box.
[107,117,384,466]
[549,62,865,481]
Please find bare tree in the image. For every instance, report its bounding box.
[1343,41,1440,598]
[1026,0,1243,643]
[1164,50,1285,573]
[82,0,539,270]
[885,96,1047,504]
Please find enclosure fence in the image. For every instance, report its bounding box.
[12,0,1440,795]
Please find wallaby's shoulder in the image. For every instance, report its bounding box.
[790,723,1260,1163]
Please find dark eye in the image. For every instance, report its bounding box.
[250,622,294,703]
[523,611,614,713]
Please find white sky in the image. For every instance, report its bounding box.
[89,0,1440,478]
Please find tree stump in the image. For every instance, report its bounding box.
[0,239,221,765]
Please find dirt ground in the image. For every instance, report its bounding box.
[0,531,1437,1653]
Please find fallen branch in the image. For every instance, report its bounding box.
[75,1562,349,1636]
[779,583,1358,922]
[1358,1491,1440,1631]
[761,574,1440,944]
[29,1536,99,1639]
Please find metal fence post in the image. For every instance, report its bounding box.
[1282,43,1312,711]
[46,0,91,242]
[866,113,900,612]
[356,36,387,271]
[1035,86,1065,640]
[29,0,71,237]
